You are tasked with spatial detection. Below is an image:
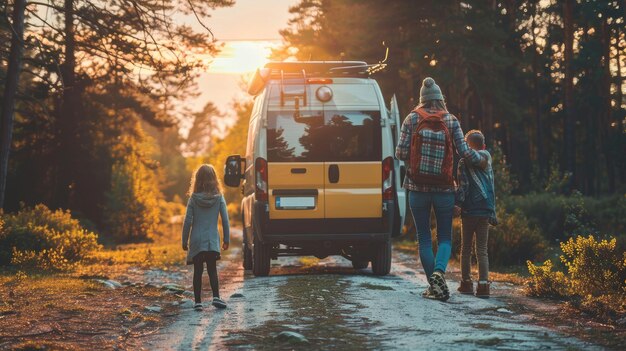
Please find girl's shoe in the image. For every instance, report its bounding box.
[194,303,203,311]
[475,282,490,298]
[430,271,450,301]
[457,280,474,295]
[212,297,227,309]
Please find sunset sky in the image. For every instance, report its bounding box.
[191,0,298,121]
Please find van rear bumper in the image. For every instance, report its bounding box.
[252,200,394,244]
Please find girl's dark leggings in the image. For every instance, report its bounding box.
[192,251,220,303]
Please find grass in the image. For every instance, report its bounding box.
[0,239,186,351]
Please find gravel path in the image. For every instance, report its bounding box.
[140,229,604,351]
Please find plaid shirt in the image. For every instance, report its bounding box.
[395,109,481,192]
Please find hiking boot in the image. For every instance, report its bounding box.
[212,297,227,309]
[475,282,490,298]
[457,280,474,295]
[430,271,450,301]
[421,286,437,299]
[194,303,203,311]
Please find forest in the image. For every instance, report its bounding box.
[1,0,624,243]
[274,0,625,196]
[0,1,625,347]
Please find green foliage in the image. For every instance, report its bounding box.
[504,192,624,243]
[103,134,161,243]
[491,143,517,198]
[563,191,597,238]
[526,260,568,298]
[527,235,626,323]
[559,236,625,297]
[205,100,253,221]
[488,207,548,266]
[0,205,101,270]
[544,157,572,194]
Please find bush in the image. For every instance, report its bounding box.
[0,204,101,270]
[526,259,568,298]
[526,235,626,323]
[504,192,624,243]
[104,143,161,243]
[560,235,625,297]
[562,191,597,238]
[451,207,548,267]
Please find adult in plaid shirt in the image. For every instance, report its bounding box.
[395,77,481,301]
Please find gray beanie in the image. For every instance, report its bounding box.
[419,77,444,103]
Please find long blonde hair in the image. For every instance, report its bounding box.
[188,164,222,196]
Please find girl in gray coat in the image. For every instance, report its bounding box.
[182,164,230,310]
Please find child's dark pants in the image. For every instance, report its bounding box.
[461,216,490,282]
[192,251,220,303]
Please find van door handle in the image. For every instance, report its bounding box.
[291,168,306,174]
[328,164,339,183]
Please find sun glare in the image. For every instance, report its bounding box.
[209,41,279,74]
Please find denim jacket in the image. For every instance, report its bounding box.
[456,150,497,224]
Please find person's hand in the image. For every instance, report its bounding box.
[182,244,188,251]
[222,242,229,250]
[453,206,462,218]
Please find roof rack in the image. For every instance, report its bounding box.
[247,61,387,96]
[264,61,372,78]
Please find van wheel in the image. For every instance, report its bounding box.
[352,260,369,270]
[243,242,253,270]
[242,225,253,270]
[391,201,402,238]
[371,240,392,276]
[252,237,271,276]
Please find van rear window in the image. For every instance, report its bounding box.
[267,110,381,162]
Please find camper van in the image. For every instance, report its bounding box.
[224,61,406,276]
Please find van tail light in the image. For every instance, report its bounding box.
[255,157,268,201]
[382,157,394,201]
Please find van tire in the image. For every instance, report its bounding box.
[252,237,271,276]
[242,225,253,270]
[352,260,369,270]
[243,242,253,270]
[371,240,392,276]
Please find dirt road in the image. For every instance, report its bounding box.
[140,229,604,350]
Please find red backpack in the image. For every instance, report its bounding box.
[408,107,454,186]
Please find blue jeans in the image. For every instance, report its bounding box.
[408,191,454,278]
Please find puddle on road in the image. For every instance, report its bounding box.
[224,274,381,350]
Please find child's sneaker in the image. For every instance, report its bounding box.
[475,282,490,298]
[429,271,450,301]
[212,297,227,309]
[194,303,203,311]
[457,280,474,295]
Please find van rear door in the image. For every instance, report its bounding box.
[323,111,382,218]
[267,110,326,219]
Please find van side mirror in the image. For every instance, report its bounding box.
[224,155,245,188]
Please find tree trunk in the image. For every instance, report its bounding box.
[0,0,26,209]
[531,0,546,177]
[601,19,614,193]
[55,0,78,209]
[562,0,576,190]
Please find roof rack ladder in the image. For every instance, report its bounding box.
[280,69,307,107]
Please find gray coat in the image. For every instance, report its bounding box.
[182,192,230,265]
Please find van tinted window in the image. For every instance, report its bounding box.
[267,110,381,162]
